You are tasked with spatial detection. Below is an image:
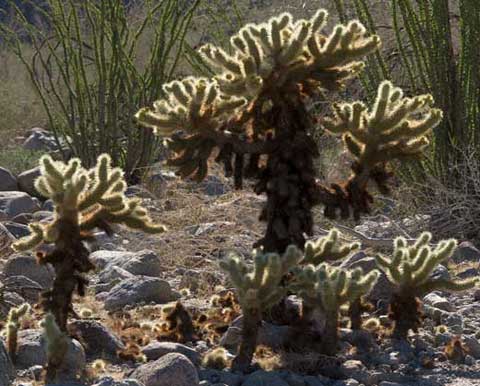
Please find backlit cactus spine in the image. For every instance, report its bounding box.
[137,9,442,255]
[291,263,379,355]
[220,246,302,370]
[376,232,478,340]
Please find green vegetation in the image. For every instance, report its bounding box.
[4,303,30,362]
[376,232,478,340]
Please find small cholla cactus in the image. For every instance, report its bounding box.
[12,154,165,334]
[220,246,303,370]
[290,263,379,355]
[4,303,30,361]
[137,9,442,254]
[376,232,478,340]
[43,313,69,383]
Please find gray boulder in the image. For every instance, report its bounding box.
[23,128,57,151]
[17,167,41,197]
[92,377,144,386]
[242,371,289,386]
[198,369,244,386]
[130,353,199,386]
[0,168,18,191]
[103,276,179,311]
[91,250,164,277]
[3,254,54,288]
[15,329,85,381]
[142,342,201,365]
[1,275,42,303]
[69,320,125,359]
[452,241,480,263]
[94,266,135,294]
[0,339,14,386]
[3,222,30,239]
[0,191,40,218]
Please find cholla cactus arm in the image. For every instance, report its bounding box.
[319,81,443,220]
[303,228,360,265]
[376,232,478,339]
[4,303,30,361]
[219,246,302,371]
[11,154,165,335]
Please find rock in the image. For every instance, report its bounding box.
[304,375,328,386]
[452,241,480,263]
[130,353,199,386]
[15,329,85,380]
[92,377,145,386]
[103,276,179,311]
[442,313,463,335]
[198,369,244,386]
[1,275,42,303]
[142,342,201,365]
[43,199,54,211]
[3,221,30,239]
[121,250,165,277]
[457,267,479,279]
[0,168,18,191]
[201,175,227,196]
[11,213,32,224]
[0,223,15,242]
[0,191,40,218]
[15,330,47,368]
[0,291,25,318]
[242,371,289,386]
[23,128,57,151]
[94,266,135,294]
[69,320,125,359]
[462,336,480,359]
[17,167,41,197]
[91,250,164,277]
[423,293,455,312]
[0,339,14,386]
[3,254,54,288]
[32,210,54,222]
[220,316,290,350]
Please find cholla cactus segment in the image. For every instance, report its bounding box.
[12,154,165,253]
[200,10,379,98]
[292,263,379,311]
[376,232,477,339]
[135,77,246,136]
[220,244,303,310]
[4,303,30,359]
[376,232,477,295]
[323,81,443,164]
[303,228,360,265]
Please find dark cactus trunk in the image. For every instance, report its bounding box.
[322,310,339,356]
[232,307,262,372]
[389,292,423,340]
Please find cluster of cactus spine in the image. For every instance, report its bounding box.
[10,154,165,381]
[291,263,379,355]
[3,303,30,362]
[376,232,478,340]
[136,9,442,254]
[303,228,360,265]
[220,246,303,370]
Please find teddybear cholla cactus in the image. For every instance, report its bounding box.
[12,154,165,333]
[220,246,303,370]
[376,232,478,340]
[43,313,69,383]
[291,263,379,355]
[4,303,30,362]
[137,9,442,254]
